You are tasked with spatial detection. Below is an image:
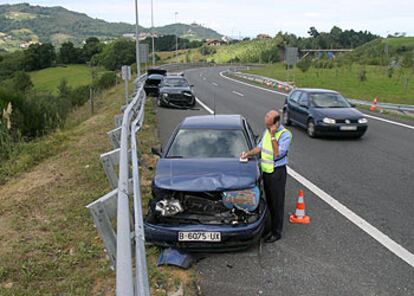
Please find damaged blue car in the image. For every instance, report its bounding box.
[145,115,269,251]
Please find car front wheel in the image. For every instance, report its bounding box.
[307,119,317,138]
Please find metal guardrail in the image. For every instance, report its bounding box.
[231,71,414,112]
[87,73,149,296]
[87,62,217,296]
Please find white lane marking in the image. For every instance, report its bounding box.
[232,90,245,97]
[288,167,414,268]
[195,97,214,114]
[219,70,288,96]
[195,95,414,269]
[219,70,414,131]
[364,114,414,130]
[212,82,219,87]
[202,77,207,81]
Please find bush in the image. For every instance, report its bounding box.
[297,58,312,72]
[359,67,367,82]
[12,71,33,92]
[70,85,90,107]
[95,72,116,90]
[200,46,217,56]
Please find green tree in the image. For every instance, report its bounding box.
[59,42,84,64]
[23,43,56,71]
[95,39,135,70]
[82,37,103,62]
[12,71,33,92]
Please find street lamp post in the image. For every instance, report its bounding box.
[135,0,141,75]
[151,0,155,66]
[175,12,178,63]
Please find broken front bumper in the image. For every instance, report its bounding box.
[144,206,268,252]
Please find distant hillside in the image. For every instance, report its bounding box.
[0,3,222,51]
[339,37,414,65]
[210,38,282,64]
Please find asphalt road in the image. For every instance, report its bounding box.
[154,66,414,296]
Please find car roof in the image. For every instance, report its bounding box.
[294,88,339,94]
[180,115,244,130]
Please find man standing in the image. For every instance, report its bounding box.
[241,110,292,243]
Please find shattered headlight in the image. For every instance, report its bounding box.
[155,198,183,216]
[223,186,260,212]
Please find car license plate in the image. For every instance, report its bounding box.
[178,231,221,242]
[340,126,357,131]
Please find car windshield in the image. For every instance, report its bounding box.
[167,129,249,158]
[310,93,351,108]
[163,78,188,87]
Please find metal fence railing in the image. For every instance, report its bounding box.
[87,63,216,296]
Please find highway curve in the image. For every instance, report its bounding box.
[155,66,414,296]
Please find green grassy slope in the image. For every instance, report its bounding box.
[30,65,100,93]
[339,37,414,65]
[246,63,414,105]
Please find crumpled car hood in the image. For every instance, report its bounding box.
[154,158,260,192]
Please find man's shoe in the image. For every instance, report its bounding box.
[264,234,281,243]
[262,232,272,240]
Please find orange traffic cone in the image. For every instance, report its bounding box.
[289,189,310,224]
[370,97,378,111]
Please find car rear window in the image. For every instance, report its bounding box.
[167,129,249,158]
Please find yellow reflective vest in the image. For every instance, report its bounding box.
[260,128,290,173]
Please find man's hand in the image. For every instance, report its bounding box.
[269,123,278,135]
[240,151,248,159]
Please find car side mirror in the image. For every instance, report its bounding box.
[151,146,162,157]
[350,103,356,108]
[190,84,194,87]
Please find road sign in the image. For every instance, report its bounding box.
[286,47,298,66]
[122,65,131,81]
[139,44,149,64]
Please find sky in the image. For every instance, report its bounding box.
[3,0,414,38]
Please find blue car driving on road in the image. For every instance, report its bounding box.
[282,88,368,138]
[145,115,268,251]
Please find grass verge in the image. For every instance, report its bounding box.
[245,63,414,105]
[0,82,196,295]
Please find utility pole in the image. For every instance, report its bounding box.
[135,0,141,75]
[175,12,178,63]
[151,0,155,66]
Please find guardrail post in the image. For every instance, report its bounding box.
[107,127,122,149]
[100,149,120,189]
[87,190,118,268]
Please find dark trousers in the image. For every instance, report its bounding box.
[263,165,287,237]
